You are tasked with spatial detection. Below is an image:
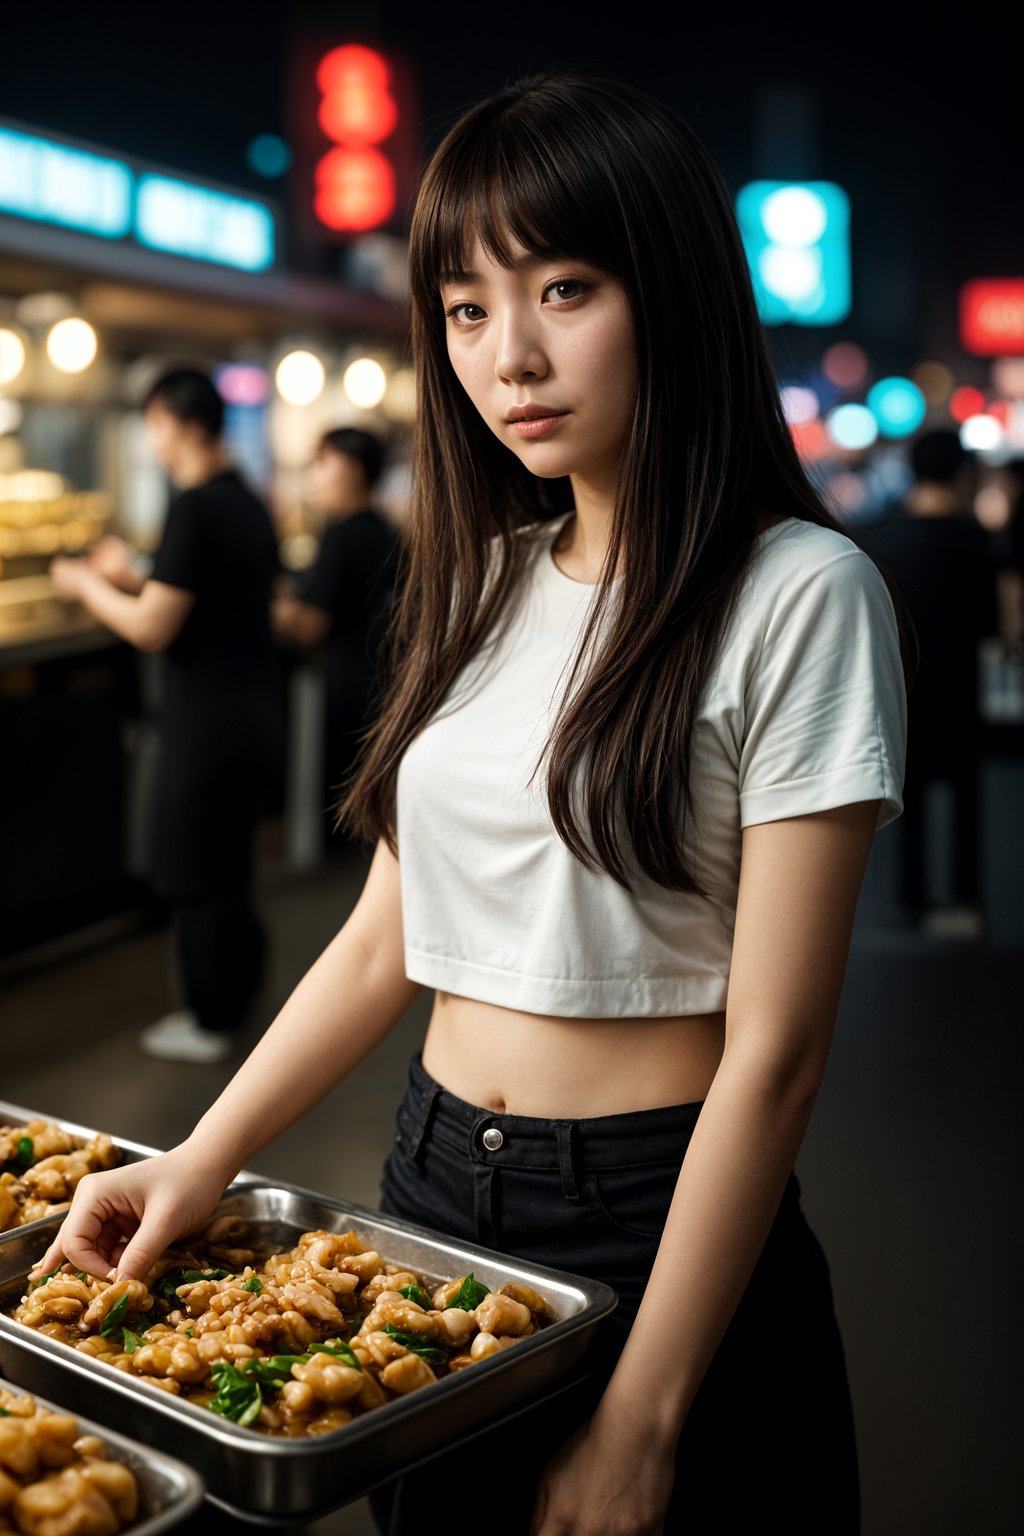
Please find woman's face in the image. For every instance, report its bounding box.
[304,446,367,516]
[439,228,637,493]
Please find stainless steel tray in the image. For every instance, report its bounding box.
[0,1097,265,1246]
[0,1179,619,1524]
[0,1377,204,1534]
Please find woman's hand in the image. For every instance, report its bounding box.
[529,1402,677,1536]
[26,1144,233,1284]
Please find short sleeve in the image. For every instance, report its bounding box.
[738,551,907,830]
[149,492,205,594]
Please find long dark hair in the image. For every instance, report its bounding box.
[334,62,919,895]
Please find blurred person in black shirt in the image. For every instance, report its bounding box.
[272,427,402,853]
[50,367,285,1062]
[862,429,999,934]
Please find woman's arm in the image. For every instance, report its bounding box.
[534,800,879,1531]
[48,557,196,652]
[592,799,878,1441]
[179,834,421,1182]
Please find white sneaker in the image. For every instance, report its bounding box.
[139,1010,235,1063]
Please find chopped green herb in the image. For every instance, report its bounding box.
[0,1406,11,1416]
[207,1360,263,1427]
[99,1293,131,1337]
[398,1284,433,1309]
[26,1265,63,1291]
[381,1323,447,1362]
[14,1135,34,1168]
[308,1337,361,1369]
[135,1312,154,1332]
[120,1327,145,1354]
[444,1273,490,1312]
[183,1325,194,1337]
[154,1267,231,1304]
[74,1271,88,1281]
[241,1274,264,1294]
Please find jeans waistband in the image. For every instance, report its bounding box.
[398,1047,707,1188]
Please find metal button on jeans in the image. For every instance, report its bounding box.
[481,1126,504,1151]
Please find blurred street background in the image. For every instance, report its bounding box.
[1,10,1020,1533]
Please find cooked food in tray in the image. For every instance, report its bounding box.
[1,1121,122,1233]
[5,1213,555,1439]
[0,1384,142,1534]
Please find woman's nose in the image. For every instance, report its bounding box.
[493,312,548,383]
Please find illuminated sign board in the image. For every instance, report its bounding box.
[289,37,418,242]
[0,123,276,273]
[736,180,850,326]
[959,280,1024,356]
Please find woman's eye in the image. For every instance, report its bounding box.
[444,277,591,326]
[544,278,590,303]
[444,301,485,325]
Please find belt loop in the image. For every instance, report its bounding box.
[405,1080,442,1166]
[556,1121,583,1202]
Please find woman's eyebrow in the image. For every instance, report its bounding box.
[439,252,574,287]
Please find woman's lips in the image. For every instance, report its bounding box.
[508,412,570,438]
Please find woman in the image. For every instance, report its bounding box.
[34,66,914,1533]
[49,366,285,1064]
[271,426,403,847]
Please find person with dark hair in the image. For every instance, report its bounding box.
[863,428,998,934]
[49,364,285,1063]
[39,67,915,1532]
[271,427,403,849]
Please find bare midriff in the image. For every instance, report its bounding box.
[420,992,727,1118]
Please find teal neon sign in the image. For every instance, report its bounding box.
[0,124,275,273]
[736,181,850,326]
[0,128,131,238]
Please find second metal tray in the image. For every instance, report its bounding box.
[0,1377,204,1534]
[0,1178,619,1524]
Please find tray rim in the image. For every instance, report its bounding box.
[0,1176,619,1462]
[0,1376,205,1533]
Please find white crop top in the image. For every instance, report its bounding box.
[396,510,907,1017]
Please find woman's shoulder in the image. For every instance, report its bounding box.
[750,515,881,595]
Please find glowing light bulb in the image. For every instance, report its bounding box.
[275,350,325,406]
[47,317,97,373]
[0,328,26,386]
[342,356,387,409]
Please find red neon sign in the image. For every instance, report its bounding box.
[314,44,398,232]
[959,280,1024,356]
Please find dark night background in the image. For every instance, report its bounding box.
[2,7,1017,376]
[1,11,1020,1535]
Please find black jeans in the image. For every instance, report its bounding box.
[367,1049,860,1535]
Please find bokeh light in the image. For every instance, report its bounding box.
[790,418,830,460]
[779,384,820,426]
[960,414,1005,452]
[949,386,986,423]
[46,318,97,373]
[275,350,325,406]
[246,134,292,178]
[822,342,868,390]
[866,376,927,438]
[826,403,878,450]
[342,356,387,409]
[991,358,1024,399]
[0,328,26,386]
[913,360,954,406]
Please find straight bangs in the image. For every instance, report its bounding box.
[408,102,629,327]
